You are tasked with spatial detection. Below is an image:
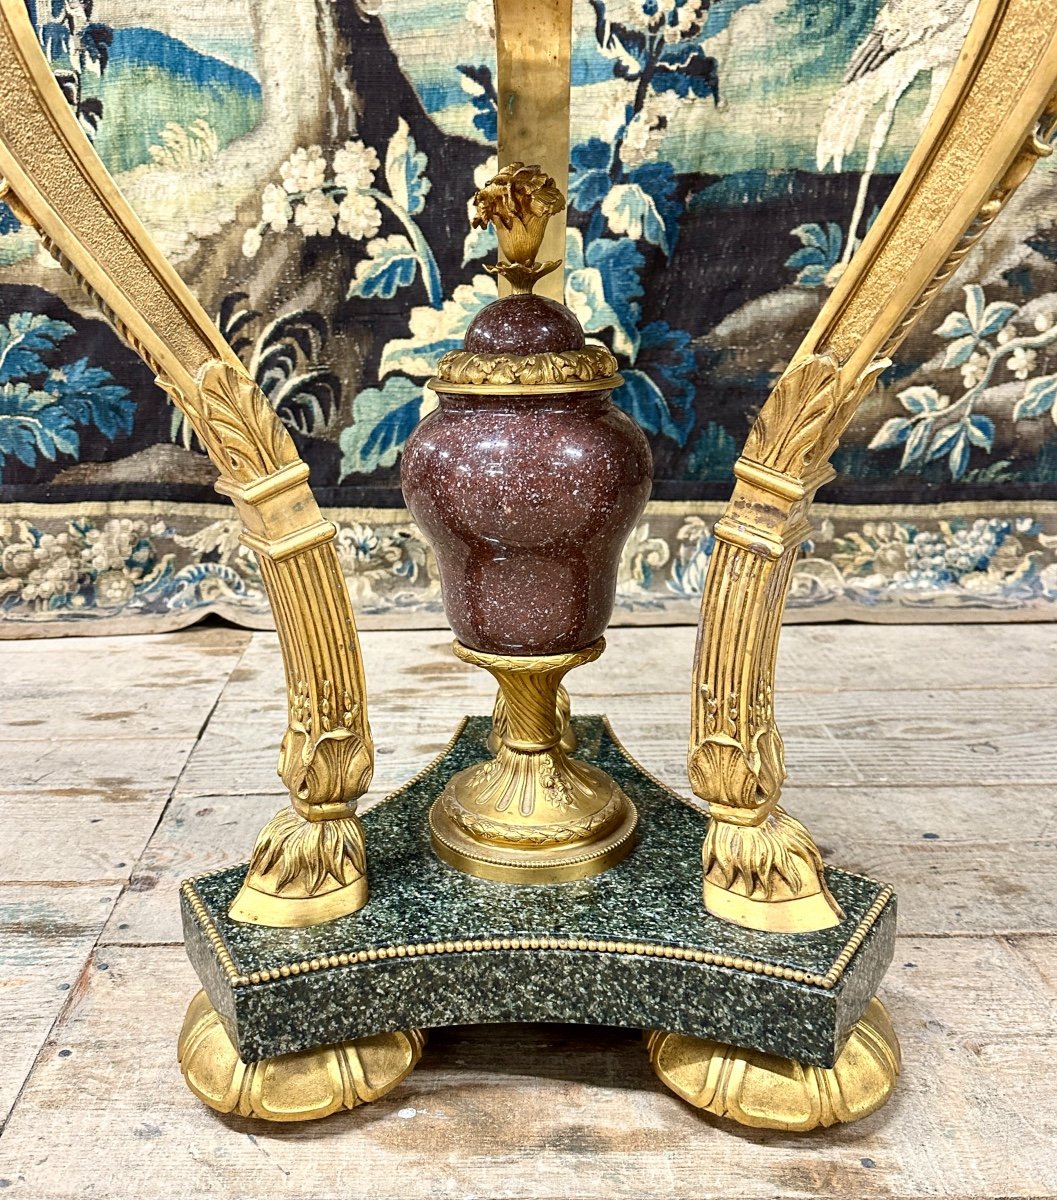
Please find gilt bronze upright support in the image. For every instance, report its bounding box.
[494,0,572,301]
[0,0,376,931]
[688,0,1057,936]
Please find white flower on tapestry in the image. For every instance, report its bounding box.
[602,0,709,42]
[294,189,338,237]
[332,141,380,192]
[867,284,1057,482]
[95,570,136,607]
[338,192,382,240]
[241,226,263,258]
[244,124,440,305]
[464,0,494,39]
[960,351,988,390]
[83,517,163,574]
[261,183,293,232]
[1007,346,1037,381]
[618,92,681,170]
[0,517,174,612]
[597,93,632,144]
[281,145,327,195]
[2,529,79,605]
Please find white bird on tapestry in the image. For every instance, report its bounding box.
[816,0,976,271]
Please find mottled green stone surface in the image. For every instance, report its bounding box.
[182,717,896,1067]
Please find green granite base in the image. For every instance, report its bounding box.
[182,716,896,1069]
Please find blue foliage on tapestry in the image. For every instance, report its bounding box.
[0,313,133,480]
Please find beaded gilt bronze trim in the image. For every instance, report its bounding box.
[182,877,893,992]
[181,715,894,994]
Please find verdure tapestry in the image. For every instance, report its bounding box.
[3,0,1057,635]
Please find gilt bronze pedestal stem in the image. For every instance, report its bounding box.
[429,639,638,882]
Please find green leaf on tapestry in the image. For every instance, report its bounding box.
[790,223,839,254]
[897,386,948,415]
[933,310,973,340]
[348,234,419,300]
[0,382,80,478]
[867,417,911,450]
[962,459,1014,482]
[0,313,75,383]
[926,422,962,461]
[977,301,1017,338]
[941,336,977,369]
[948,428,971,479]
[962,284,986,332]
[564,229,643,360]
[339,376,424,477]
[463,216,496,266]
[45,357,134,440]
[900,418,933,467]
[385,118,431,216]
[965,414,994,450]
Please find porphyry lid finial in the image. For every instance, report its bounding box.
[472,162,566,294]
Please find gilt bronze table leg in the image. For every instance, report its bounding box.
[650,0,1057,1129]
[0,0,424,1119]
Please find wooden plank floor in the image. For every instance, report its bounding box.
[0,622,1054,1198]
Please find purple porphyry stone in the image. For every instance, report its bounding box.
[401,293,652,657]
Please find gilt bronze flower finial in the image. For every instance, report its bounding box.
[472,161,566,294]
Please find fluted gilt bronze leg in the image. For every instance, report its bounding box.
[0,0,425,1119]
[656,0,1057,1129]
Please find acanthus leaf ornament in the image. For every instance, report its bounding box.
[433,344,619,390]
[426,641,639,883]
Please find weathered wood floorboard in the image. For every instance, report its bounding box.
[0,941,1052,1199]
[0,630,249,885]
[0,884,120,1127]
[0,623,1054,1197]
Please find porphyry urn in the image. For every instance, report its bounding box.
[401,162,652,882]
